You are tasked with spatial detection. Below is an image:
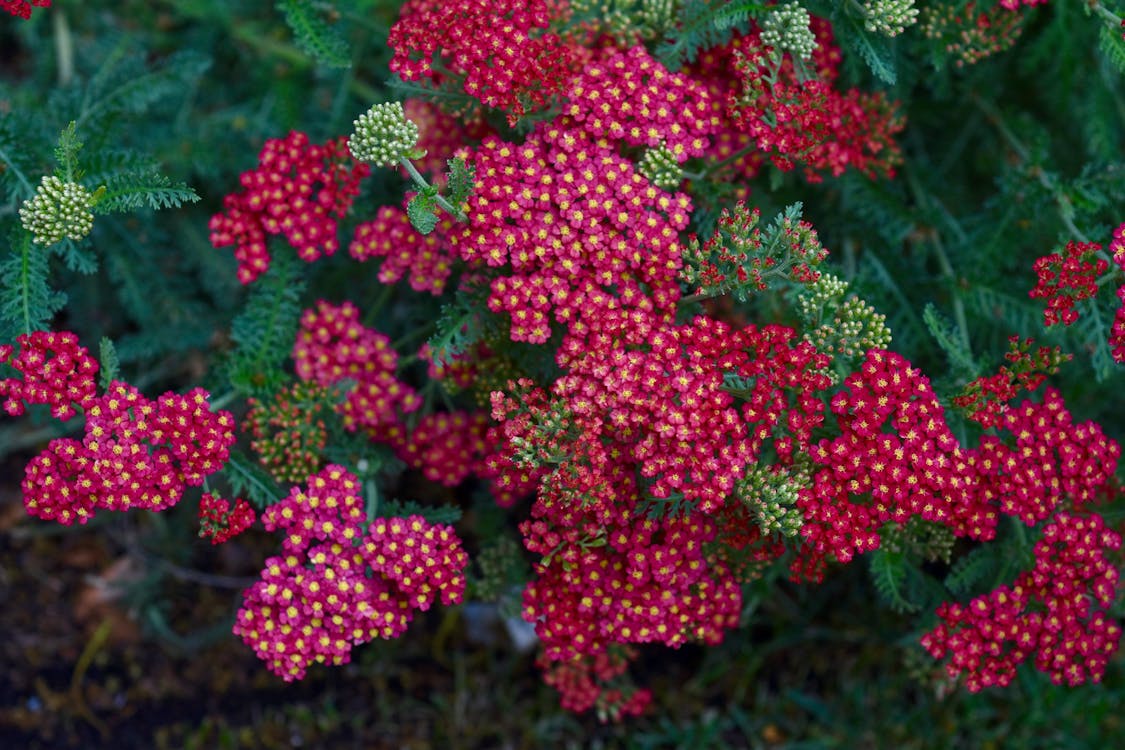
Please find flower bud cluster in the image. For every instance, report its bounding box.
[199,493,256,545]
[864,0,919,37]
[760,2,818,61]
[348,102,420,168]
[234,465,468,681]
[19,175,95,246]
[797,273,891,367]
[245,381,330,485]
[736,462,807,537]
[920,2,1027,68]
[637,145,682,190]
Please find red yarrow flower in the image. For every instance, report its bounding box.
[199,493,256,544]
[1,330,98,419]
[2,0,49,19]
[1028,240,1107,327]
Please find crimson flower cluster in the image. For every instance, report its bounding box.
[292,300,421,434]
[199,493,256,544]
[1,330,98,419]
[387,410,490,487]
[22,378,235,525]
[922,512,1121,691]
[1108,222,1125,363]
[349,204,456,296]
[800,350,1118,580]
[2,0,48,19]
[725,22,904,181]
[234,465,468,680]
[952,336,1071,429]
[388,0,576,125]
[209,131,370,284]
[537,647,651,722]
[1028,239,1107,326]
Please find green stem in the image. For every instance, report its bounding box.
[392,322,436,351]
[365,477,380,522]
[399,157,467,221]
[363,282,396,327]
[53,8,74,87]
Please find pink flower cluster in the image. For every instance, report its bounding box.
[199,493,256,544]
[799,350,1118,581]
[453,131,691,343]
[537,647,651,721]
[952,336,1070,429]
[388,0,577,125]
[209,131,370,284]
[921,512,1121,691]
[557,45,718,162]
[1,330,98,419]
[349,204,456,295]
[1108,222,1125,363]
[1028,240,1107,326]
[22,379,235,525]
[2,0,49,19]
[292,300,421,434]
[388,410,490,487]
[726,22,904,181]
[234,465,468,680]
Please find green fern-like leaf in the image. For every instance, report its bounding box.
[944,544,1002,597]
[93,171,200,213]
[427,281,495,365]
[712,0,766,30]
[223,449,286,509]
[656,0,734,70]
[0,230,67,337]
[380,497,463,525]
[869,547,920,613]
[75,50,211,132]
[1098,22,1125,75]
[407,190,440,235]
[446,156,476,209]
[834,11,897,85]
[226,253,306,396]
[50,239,98,275]
[922,303,978,379]
[276,0,352,68]
[98,337,121,390]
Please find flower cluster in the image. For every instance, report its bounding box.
[22,379,235,525]
[952,336,1070,428]
[452,130,691,342]
[208,132,370,284]
[19,175,95,245]
[1028,240,1107,326]
[388,0,577,125]
[864,0,919,37]
[349,204,456,295]
[199,493,256,544]
[388,410,490,487]
[348,101,420,168]
[1,330,99,419]
[1108,222,1125,363]
[537,647,651,721]
[292,300,421,434]
[727,23,904,181]
[245,380,330,485]
[920,2,1028,68]
[2,0,49,20]
[234,465,468,680]
[922,512,1121,691]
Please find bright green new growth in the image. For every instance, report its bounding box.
[798,272,892,369]
[348,101,420,168]
[760,1,817,61]
[864,0,919,38]
[638,144,682,190]
[736,462,808,537]
[19,175,96,246]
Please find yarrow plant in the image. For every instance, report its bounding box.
[4,0,1125,735]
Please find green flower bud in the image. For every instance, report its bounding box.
[348,101,421,168]
[19,175,95,246]
[760,1,818,61]
[864,0,919,38]
[638,144,682,190]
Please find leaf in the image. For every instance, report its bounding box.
[51,239,98,275]
[53,121,84,183]
[226,253,307,396]
[944,544,1000,597]
[0,230,67,336]
[93,171,200,213]
[380,497,463,525]
[922,303,978,379]
[656,0,735,70]
[407,191,440,235]
[275,0,351,68]
[223,450,286,509]
[446,156,476,209]
[837,12,897,85]
[1098,22,1125,75]
[868,547,920,613]
[98,337,121,390]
